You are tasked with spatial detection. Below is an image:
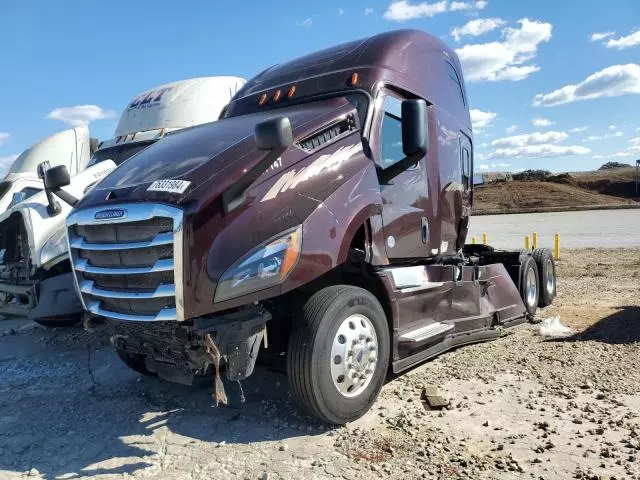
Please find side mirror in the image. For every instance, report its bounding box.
[401,99,428,157]
[254,117,293,151]
[222,116,293,214]
[378,99,428,184]
[42,165,78,215]
[44,165,71,190]
[9,191,26,208]
[37,161,51,179]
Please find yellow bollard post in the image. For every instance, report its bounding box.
[471,236,477,244]
[482,233,488,245]
[532,232,538,249]
[554,233,560,260]
[524,235,530,249]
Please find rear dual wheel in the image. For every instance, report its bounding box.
[519,256,539,317]
[533,248,556,307]
[287,285,390,425]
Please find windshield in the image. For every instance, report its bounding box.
[88,141,155,167]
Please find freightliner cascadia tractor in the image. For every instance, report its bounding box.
[0,76,245,325]
[51,30,556,424]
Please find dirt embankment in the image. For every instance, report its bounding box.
[1,248,639,479]
[475,167,639,215]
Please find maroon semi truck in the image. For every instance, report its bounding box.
[47,29,556,424]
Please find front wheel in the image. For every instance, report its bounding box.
[287,285,390,425]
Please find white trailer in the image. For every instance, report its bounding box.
[0,76,246,323]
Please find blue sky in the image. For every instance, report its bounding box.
[1,0,639,175]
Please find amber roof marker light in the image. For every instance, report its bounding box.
[273,89,282,102]
[287,85,296,99]
[350,72,359,86]
[258,93,268,106]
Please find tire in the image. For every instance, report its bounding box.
[32,314,82,328]
[287,285,390,425]
[533,248,556,307]
[519,256,539,317]
[115,348,156,377]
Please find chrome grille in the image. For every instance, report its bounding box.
[66,204,184,322]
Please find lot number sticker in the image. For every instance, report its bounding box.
[147,179,191,194]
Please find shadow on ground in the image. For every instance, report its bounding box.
[0,325,327,480]
[556,306,640,344]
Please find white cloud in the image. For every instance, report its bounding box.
[0,154,18,177]
[298,17,312,27]
[383,0,485,21]
[383,0,447,21]
[629,136,640,146]
[492,131,568,147]
[0,132,9,147]
[569,126,588,133]
[533,64,640,107]
[606,30,640,50]
[532,117,554,127]
[449,1,487,12]
[583,131,624,142]
[451,18,505,42]
[590,31,615,42]
[608,124,617,130]
[480,142,489,148]
[487,144,591,159]
[455,18,552,82]
[478,164,490,170]
[46,105,117,127]
[364,7,374,15]
[338,7,344,15]
[506,125,518,134]
[470,108,497,130]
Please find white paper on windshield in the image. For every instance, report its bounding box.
[147,179,191,194]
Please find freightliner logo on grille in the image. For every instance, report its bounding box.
[94,209,127,220]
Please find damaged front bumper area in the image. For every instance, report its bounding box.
[108,305,271,403]
[0,281,37,316]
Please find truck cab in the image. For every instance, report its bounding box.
[0,126,94,215]
[0,76,245,323]
[64,30,556,424]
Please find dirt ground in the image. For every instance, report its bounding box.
[474,167,639,214]
[474,181,635,214]
[1,248,639,480]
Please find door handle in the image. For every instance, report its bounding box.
[421,217,429,244]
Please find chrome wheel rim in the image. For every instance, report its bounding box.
[526,267,537,307]
[330,314,378,398]
[545,259,555,294]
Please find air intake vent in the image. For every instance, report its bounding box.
[298,115,356,152]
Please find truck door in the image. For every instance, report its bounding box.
[371,89,430,260]
[456,134,472,250]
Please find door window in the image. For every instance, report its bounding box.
[379,95,404,170]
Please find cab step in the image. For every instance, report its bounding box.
[399,322,454,344]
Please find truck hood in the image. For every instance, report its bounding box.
[79,97,357,210]
[0,161,116,270]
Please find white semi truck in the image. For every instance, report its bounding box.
[0,76,246,324]
[0,126,95,214]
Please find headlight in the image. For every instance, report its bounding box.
[214,225,302,302]
[40,228,69,266]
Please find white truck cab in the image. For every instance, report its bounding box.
[0,126,93,214]
[0,76,246,324]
